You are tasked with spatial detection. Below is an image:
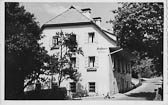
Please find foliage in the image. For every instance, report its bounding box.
[24,88,67,100]
[75,83,88,97]
[46,31,83,86]
[111,3,163,74]
[132,57,156,78]
[5,2,49,99]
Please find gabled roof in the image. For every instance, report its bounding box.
[44,6,92,25]
[102,29,116,41]
[42,6,117,44]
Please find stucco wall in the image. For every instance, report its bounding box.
[40,24,117,96]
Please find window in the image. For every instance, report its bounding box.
[70,82,76,92]
[70,35,76,42]
[88,32,95,43]
[70,57,76,68]
[89,82,95,92]
[89,56,95,67]
[69,35,77,52]
[52,36,59,49]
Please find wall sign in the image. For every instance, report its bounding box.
[97,47,108,53]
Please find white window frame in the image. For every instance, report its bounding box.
[52,36,59,47]
[89,82,95,92]
[88,32,95,43]
[89,56,95,67]
[70,82,76,92]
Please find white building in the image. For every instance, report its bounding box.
[40,6,135,96]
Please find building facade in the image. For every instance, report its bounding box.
[39,6,135,96]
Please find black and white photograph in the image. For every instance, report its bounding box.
[1,0,167,104]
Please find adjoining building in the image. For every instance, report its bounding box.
[39,6,136,96]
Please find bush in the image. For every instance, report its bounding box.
[24,87,67,100]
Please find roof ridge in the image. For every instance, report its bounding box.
[44,5,93,25]
[72,6,93,22]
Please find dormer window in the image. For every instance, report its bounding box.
[88,32,95,43]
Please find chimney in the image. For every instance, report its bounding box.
[81,8,91,18]
[93,17,101,27]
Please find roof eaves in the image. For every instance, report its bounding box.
[102,29,116,37]
[41,22,92,30]
[90,22,117,44]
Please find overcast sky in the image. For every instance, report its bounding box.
[20,2,121,30]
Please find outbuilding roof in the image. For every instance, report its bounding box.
[109,47,137,60]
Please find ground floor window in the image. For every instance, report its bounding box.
[70,82,76,92]
[89,82,95,92]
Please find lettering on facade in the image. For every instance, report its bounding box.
[97,47,108,53]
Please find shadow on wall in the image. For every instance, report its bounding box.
[126,92,156,100]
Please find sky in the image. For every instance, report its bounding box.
[20,2,121,30]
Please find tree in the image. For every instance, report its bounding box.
[132,57,156,78]
[5,3,49,99]
[46,31,83,87]
[110,3,163,75]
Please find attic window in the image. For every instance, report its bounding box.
[88,32,95,43]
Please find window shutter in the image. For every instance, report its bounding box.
[95,56,99,68]
[76,57,79,69]
[85,57,88,68]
